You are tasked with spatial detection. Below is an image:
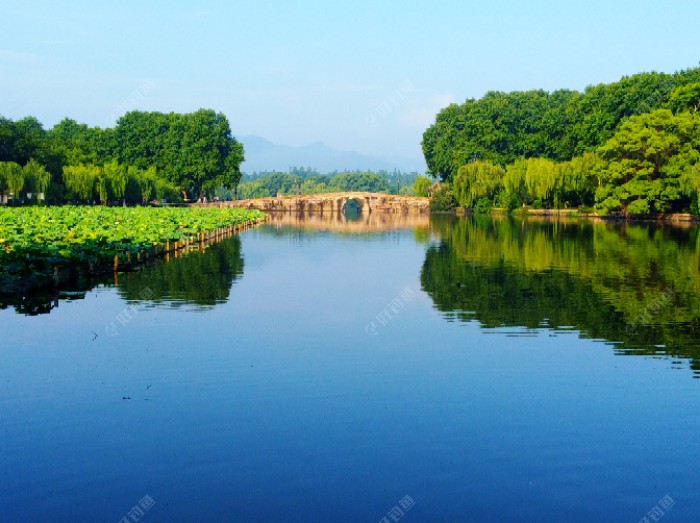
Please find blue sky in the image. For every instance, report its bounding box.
[1,0,698,166]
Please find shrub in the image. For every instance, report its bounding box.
[430,184,457,212]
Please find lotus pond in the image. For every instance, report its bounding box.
[0,206,264,292]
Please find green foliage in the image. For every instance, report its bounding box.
[61,161,181,203]
[0,108,244,203]
[0,117,48,167]
[329,171,390,192]
[423,66,700,181]
[62,164,100,200]
[412,175,432,197]
[128,165,180,203]
[115,109,243,198]
[49,118,99,165]
[0,161,25,200]
[429,183,457,212]
[453,160,504,208]
[502,158,529,207]
[22,159,50,196]
[0,206,264,272]
[101,160,127,200]
[473,197,493,214]
[594,109,700,215]
[235,170,409,198]
[667,82,700,114]
[523,157,560,205]
[300,176,330,195]
[679,161,700,211]
[558,152,600,207]
[423,65,700,216]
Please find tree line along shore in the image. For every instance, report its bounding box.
[2,65,700,238]
[421,65,700,217]
[0,109,243,205]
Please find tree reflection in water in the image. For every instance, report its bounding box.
[421,216,700,375]
[1,236,246,314]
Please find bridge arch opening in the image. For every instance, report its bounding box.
[342,198,362,220]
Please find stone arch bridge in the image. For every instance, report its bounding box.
[205,192,430,214]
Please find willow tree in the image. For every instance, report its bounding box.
[0,162,13,202]
[0,161,24,202]
[453,161,505,208]
[559,152,600,207]
[524,158,560,206]
[503,158,529,207]
[63,164,100,200]
[413,175,433,197]
[22,159,51,201]
[103,160,127,200]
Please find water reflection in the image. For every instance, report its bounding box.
[116,235,245,309]
[422,216,700,375]
[0,287,88,316]
[1,212,430,315]
[265,210,430,234]
[0,236,246,314]
[5,210,700,379]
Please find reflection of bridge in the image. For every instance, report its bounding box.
[207,192,430,214]
[265,209,430,233]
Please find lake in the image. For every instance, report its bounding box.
[1,212,699,522]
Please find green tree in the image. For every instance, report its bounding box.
[115,109,243,199]
[524,158,560,207]
[594,109,700,215]
[22,159,51,201]
[558,152,600,207]
[679,160,700,213]
[0,117,14,162]
[422,66,700,183]
[329,171,390,192]
[667,82,700,114]
[8,116,47,166]
[413,175,433,197]
[300,177,330,195]
[103,160,128,201]
[0,161,25,202]
[63,164,100,200]
[453,161,504,208]
[429,183,457,212]
[502,158,529,207]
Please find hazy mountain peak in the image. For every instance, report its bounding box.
[239,135,426,174]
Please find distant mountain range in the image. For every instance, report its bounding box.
[238,135,426,174]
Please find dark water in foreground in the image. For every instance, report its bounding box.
[1,214,700,522]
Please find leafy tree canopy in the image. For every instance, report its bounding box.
[424,66,700,181]
[0,108,245,204]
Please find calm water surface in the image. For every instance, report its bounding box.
[1,213,700,522]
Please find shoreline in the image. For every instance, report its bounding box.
[455,207,700,224]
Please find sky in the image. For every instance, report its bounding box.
[1,0,699,167]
